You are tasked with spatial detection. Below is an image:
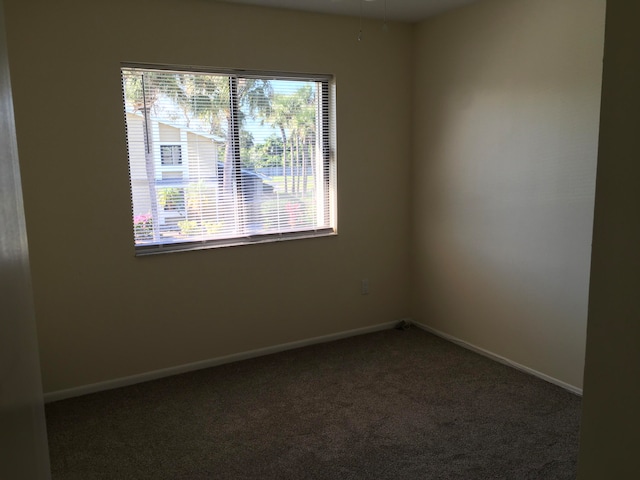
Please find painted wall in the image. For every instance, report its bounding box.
[411,0,605,389]
[3,0,413,394]
[578,0,640,476]
[0,1,50,476]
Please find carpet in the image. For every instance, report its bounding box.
[45,327,581,479]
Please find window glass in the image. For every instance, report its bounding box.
[121,66,336,254]
[160,145,182,166]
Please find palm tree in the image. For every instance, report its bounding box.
[290,85,316,195]
[267,94,288,192]
[269,85,317,196]
[177,74,273,231]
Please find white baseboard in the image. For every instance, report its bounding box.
[410,320,583,396]
[44,320,399,403]
[45,319,582,402]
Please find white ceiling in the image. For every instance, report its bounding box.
[218,0,479,23]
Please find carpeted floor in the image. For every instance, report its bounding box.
[45,327,582,479]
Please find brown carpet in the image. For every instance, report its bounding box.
[45,327,581,479]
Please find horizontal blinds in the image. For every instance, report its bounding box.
[121,66,334,253]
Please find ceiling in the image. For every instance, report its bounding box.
[218,0,480,23]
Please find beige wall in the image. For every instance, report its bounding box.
[578,0,640,476]
[411,0,605,389]
[4,0,608,400]
[4,0,413,393]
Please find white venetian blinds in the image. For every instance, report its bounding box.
[121,65,334,254]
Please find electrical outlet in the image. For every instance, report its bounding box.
[361,278,369,295]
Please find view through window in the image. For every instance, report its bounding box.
[121,65,335,254]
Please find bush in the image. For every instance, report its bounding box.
[133,213,153,241]
[178,220,198,236]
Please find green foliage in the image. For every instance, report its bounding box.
[203,221,222,234]
[177,219,221,237]
[171,182,223,237]
[184,181,215,212]
[178,220,198,236]
[248,134,284,169]
[157,187,184,211]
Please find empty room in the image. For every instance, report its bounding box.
[2,0,639,478]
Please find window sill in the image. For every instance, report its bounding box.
[134,228,337,256]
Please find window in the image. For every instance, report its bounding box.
[160,145,182,165]
[121,65,336,254]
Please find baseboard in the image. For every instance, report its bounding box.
[410,320,583,396]
[44,320,399,403]
[44,319,582,402]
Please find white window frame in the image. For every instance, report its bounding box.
[121,64,337,255]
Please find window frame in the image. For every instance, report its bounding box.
[121,63,337,255]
